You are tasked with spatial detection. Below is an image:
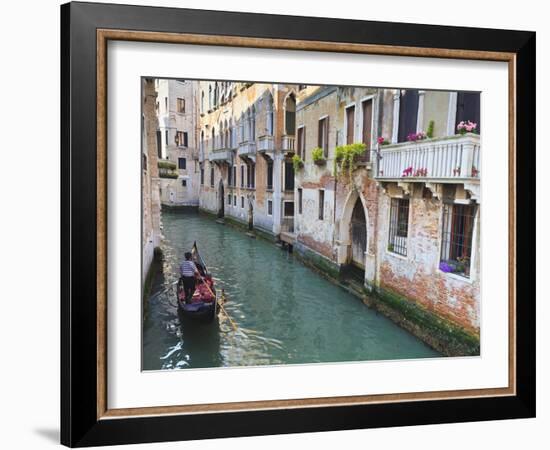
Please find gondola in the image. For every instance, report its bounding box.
[177,242,217,322]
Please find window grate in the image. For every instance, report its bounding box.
[388,198,409,256]
[440,203,476,277]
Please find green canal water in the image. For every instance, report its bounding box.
[142,211,440,370]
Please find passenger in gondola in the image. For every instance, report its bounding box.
[179,252,200,303]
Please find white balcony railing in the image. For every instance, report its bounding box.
[282,135,295,153]
[258,135,274,152]
[237,140,257,158]
[375,133,480,181]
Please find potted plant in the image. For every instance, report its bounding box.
[456,120,477,135]
[333,143,366,182]
[292,154,304,171]
[377,136,390,146]
[312,147,326,166]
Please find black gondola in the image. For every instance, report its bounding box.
[177,242,217,322]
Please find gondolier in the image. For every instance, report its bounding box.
[180,252,199,303]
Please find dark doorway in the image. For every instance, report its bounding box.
[397,89,419,143]
[218,180,224,218]
[350,198,367,269]
[455,92,481,133]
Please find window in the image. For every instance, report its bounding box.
[240,165,245,188]
[346,105,355,144]
[142,153,147,172]
[397,90,419,143]
[296,126,305,159]
[165,130,168,148]
[232,166,237,187]
[266,94,274,135]
[228,165,232,187]
[250,107,256,141]
[298,188,303,214]
[164,96,167,111]
[227,194,231,205]
[233,195,236,206]
[177,98,185,113]
[181,179,187,187]
[247,163,255,188]
[201,91,204,114]
[318,117,329,157]
[156,130,162,158]
[176,131,187,147]
[388,198,410,256]
[285,94,296,135]
[178,158,186,170]
[267,200,273,215]
[284,201,294,217]
[267,161,273,190]
[362,98,373,157]
[241,196,245,208]
[318,190,325,220]
[210,167,215,187]
[440,203,477,278]
[211,128,215,150]
[200,168,204,185]
[284,161,295,191]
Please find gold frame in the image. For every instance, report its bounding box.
[96,29,516,420]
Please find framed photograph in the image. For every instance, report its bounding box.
[61,1,535,447]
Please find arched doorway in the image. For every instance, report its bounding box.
[217,180,224,218]
[350,198,366,269]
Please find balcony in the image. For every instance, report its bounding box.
[209,147,233,164]
[258,135,275,152]
[158,160,178,179]
[375,134,480,182]
[238,140,257,159]
[281,135,295,154]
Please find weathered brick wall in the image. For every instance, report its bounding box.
[376,187,480,333]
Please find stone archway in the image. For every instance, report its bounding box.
[337,189,369,273]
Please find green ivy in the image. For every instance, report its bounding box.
[158,160,177,170]
[333,143,366,182]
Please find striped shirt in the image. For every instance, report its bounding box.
[180,260,198,277]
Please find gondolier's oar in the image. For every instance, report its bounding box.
[197,273,241,334]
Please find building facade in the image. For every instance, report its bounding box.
[155,79,201,208]
[198,82,298,237]
[293,86,481,337]
[142,78,162,284]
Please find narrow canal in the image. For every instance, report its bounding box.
[143,211,439,370]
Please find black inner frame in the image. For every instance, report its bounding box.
[61,2,536,447]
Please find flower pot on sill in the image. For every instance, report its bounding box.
[313,159,326,166]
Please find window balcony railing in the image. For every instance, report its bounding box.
[237,140,257,158]
[375,133,480,181]
[258,135,274,152]
[281,135,295,153]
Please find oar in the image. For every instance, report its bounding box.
[196,273,245,336]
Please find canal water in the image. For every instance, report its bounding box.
[143,211,439,370]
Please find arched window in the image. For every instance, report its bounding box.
[200,130,204,152]
[208,85,212,111]
[201,91,204,114]
[212,127,216,150]
[285,93,296,135]
[214,82,219,107]
[266,92,274,135]
[239,114,245,143]
[224,120,229,149]
[250,106,256,141]
[228,119,233,148]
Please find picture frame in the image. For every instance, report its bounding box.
[60,1,536,447]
